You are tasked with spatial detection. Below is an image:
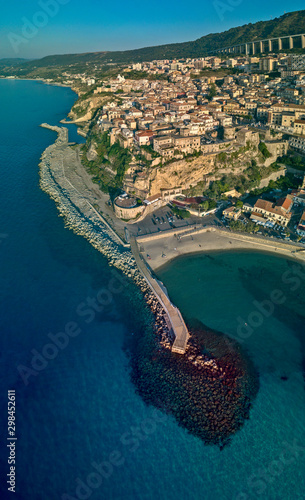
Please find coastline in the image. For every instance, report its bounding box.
[1,76,78,93]
[36,99,297,446]
[35,82,305,359]
[37,122,305,349]
[3,79,305,273]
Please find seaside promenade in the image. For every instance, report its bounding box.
[130,235,189,354]
[136,225,305,270]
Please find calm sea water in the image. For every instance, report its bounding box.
[0,79,304,500]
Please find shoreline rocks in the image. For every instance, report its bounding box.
[39,124,173,342]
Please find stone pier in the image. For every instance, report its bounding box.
[130,236,189,354]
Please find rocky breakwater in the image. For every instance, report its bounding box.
[39,124,142,276]
[127,319,259,448]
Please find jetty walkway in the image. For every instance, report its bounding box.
[130,236,189,354]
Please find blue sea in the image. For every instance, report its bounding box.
[0,79,304,500]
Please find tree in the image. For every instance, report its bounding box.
[236,200,244,208]
[201,201,209,212]
[218,152,227,163]
[259,142,272,159]
[208,199,217,210]
[207,83,217,101]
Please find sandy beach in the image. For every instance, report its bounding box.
[137,227,305,271]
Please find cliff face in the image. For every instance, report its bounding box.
[69,95,110,123]
[134,155,216,196]
[132,140,282,196]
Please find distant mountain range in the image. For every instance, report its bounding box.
[3,10,305,74]
[0,58,30,67]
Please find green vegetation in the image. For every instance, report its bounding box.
[208,199,217,210]
[82,131,131,197]
[0,58,29,67]
[217,152,227,163]
[206,163,262,198]
[200,199,217,211]
[201,201,209,211]
[259,142,272,159]
[229,220,259,233]
[171,205,191,219]
[204,157,286,200]
[217,144,251,165]
[140,144,160,159]
[184,150,203,160]
[248,173,300,196]
[207,83,217,101]
[279,154,305,171]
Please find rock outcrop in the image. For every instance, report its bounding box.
[69,95,110,123]
[134,155,216,196]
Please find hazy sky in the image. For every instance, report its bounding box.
[0,0,304,59]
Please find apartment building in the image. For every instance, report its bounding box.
[249,197,292,227]
[153,134,200,156]
[294,119,305,135]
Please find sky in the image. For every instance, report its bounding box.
[0,0,304,59]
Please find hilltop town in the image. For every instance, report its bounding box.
[48,50,304,243]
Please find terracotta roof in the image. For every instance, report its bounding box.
[136,130,154,137]
[254,198,292,219]
[275,196,292,211]
[255,199,273,211]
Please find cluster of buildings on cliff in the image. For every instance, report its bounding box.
[75,51,305,222]
[128,53,305,80]
[92,52,305,162]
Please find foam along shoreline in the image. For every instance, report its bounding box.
[38,123,177,350]
[39,124,136,272]
[136,226,305,272]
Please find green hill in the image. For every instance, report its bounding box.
[3,9,305,74]
[0,58,30,67]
